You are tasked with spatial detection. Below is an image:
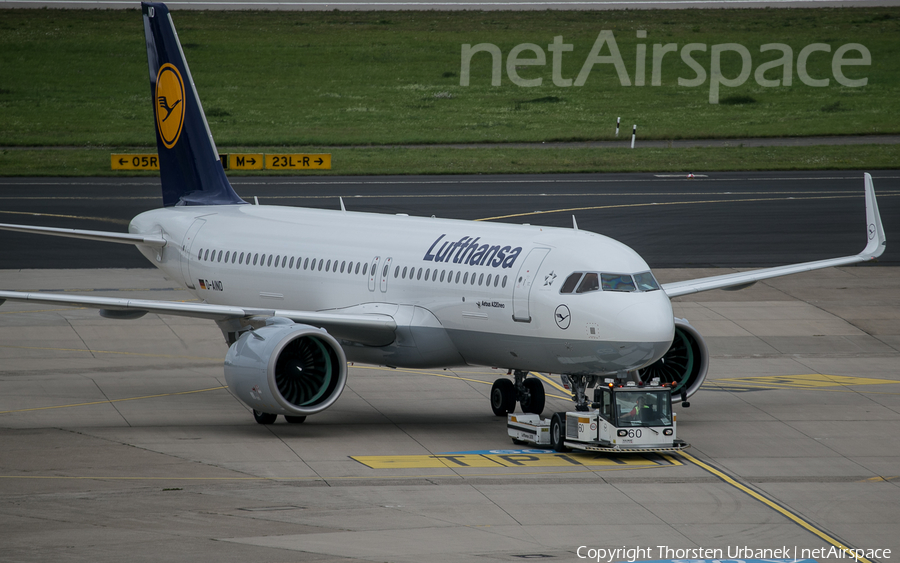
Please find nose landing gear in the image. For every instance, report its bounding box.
[490,370,545,416]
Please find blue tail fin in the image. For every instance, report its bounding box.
[142,2,245,207]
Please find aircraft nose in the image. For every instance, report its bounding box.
[615,294,675,344]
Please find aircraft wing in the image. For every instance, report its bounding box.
[0,291,397,347]
[662,173,886,298]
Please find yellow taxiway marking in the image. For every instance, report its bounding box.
[680,451,874,563]
[351,365,571,400]
[714,374,898,389]
[475,193,885,222]
[532,372,571,395]
[352,452,680,470]
[0,386,228,414]
[0,344,220,362]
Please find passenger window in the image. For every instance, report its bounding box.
[204,249,210,261]
[478,273,484,286]
[560,273,582,294]
[355,262,361,275]
[417,268,423,280]
[383,265,389,278]
[440,270,446,282]
[267,255,273,267]
[402,266,407,278]
[326,260,332,271]
[282,256,287,268]
[362,263,367,276]
[239,252,244,264]
[253,253,259,266]
[341,261,346,273]
[198,248,203,260]
[305,258,310,270]
[275,255,280,266]
[455,272,461,283]
[576,273,600,293]
[319,260,325,272]
[494,275,500,287]
[232,252,237,264]
[486,274,492,287]
[462,272,468,284]
[296,257,302,269]
[502,275,508,288]
[289,257,294,269]
[601,273,637,292]
[224,251,230,263]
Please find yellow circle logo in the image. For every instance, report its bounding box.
[155,63,185,149]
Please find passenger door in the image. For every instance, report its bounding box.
[512,248,550,322]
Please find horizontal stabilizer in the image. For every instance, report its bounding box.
[0,223,167,247]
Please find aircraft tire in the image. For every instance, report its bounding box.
[253,410,278,425]
[550,412,568,452]
[284,415,307,424]
[490,378,516,416]
[520,378,545,414]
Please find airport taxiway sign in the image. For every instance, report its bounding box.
[228,154,264,170]
[111,154,159,170]
[265,154,331,170]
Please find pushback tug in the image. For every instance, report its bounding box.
[508,378,689,453]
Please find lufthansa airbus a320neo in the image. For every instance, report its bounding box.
[0,3,886,425]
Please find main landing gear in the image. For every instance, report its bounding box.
[491,370,545,416]
[252,410,307,425]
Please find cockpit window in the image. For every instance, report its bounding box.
[601,274,636,292]
[633,271,660,291]
[576,272,600,293]
[560,273,582,294]
[561,271,658,294]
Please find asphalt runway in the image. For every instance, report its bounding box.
[1,170,898,269]
[1,266,898,562]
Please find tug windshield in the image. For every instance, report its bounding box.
[615,390,672,427]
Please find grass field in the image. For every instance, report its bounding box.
[1,7,898,175]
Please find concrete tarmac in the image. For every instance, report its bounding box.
[1,267,898,562]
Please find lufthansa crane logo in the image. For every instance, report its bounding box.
[155,63,185,149]
[554,304,571,330]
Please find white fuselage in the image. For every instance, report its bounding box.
[130,204,675,375]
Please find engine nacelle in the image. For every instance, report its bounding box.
[638,318,708,399]
[224,323,348,416]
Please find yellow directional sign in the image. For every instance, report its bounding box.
[229,154,264,170]
[265,153,331,170]
[111,152,332,171]
[111,154,159,170]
